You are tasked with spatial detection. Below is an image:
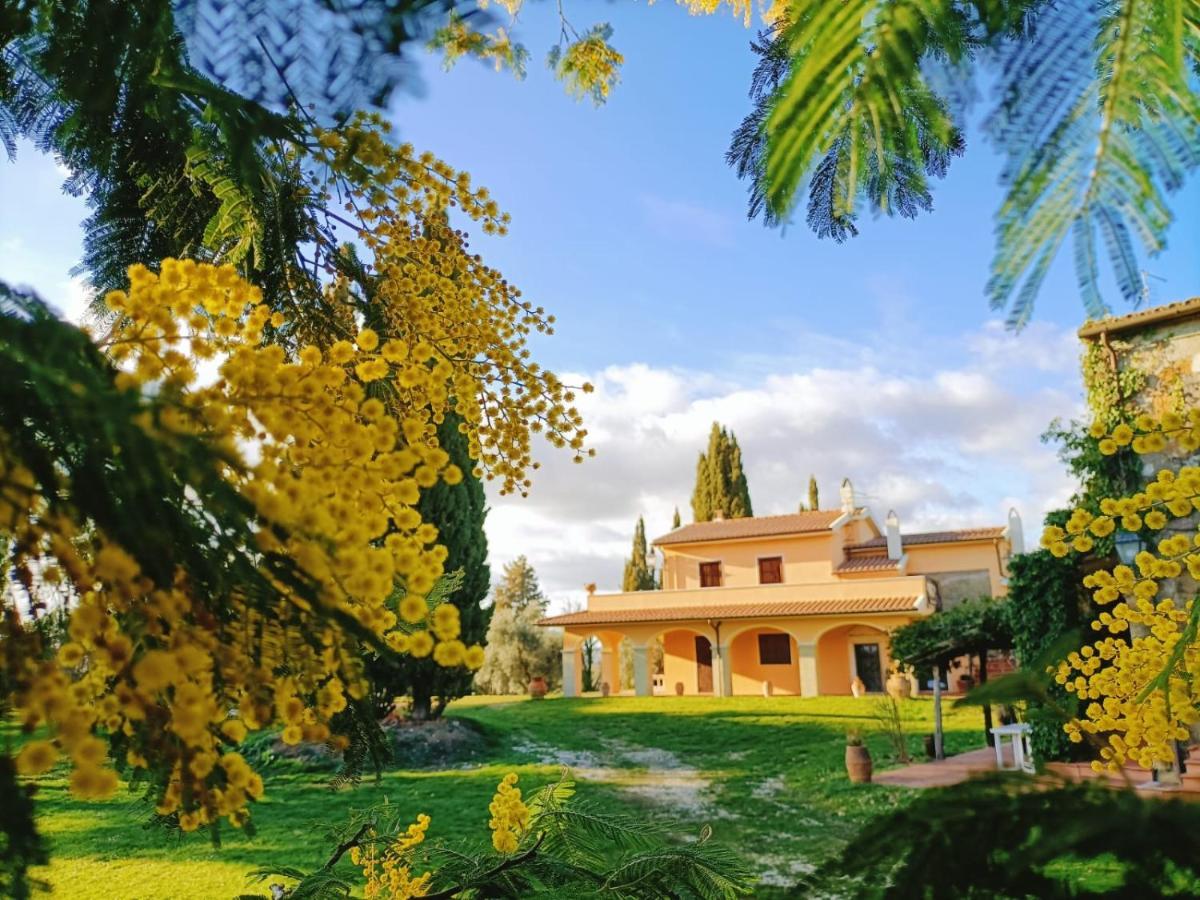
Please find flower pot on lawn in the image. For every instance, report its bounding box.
[850,676,866,698]
[886,672,912,700]
[674,681,685,696]
[845,744,873,783]
[529,676,547,699]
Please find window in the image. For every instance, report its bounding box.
[758,633,791,665]
[699,561,722,587]
[758,556,783,584]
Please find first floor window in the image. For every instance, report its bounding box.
[758,556,783,584]
[758,633,791,665]
[699,561,722,587]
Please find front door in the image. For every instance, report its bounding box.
[853,643,884,693]
[695,636,714,693]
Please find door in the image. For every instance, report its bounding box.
[853,643,884,693]
[695,636,714,693]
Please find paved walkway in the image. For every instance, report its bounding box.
[877,744,1200,797]
[875,747,1016,788]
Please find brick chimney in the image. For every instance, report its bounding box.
[886,509,902,560]
[713,509,725,521]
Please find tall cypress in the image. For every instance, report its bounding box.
[808,474,820,511]
[671,507,681,530]
[367,413,490,721]
[690,422,753,522]
[622,517,658,592]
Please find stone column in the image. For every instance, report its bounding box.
[718,643,733,697]
[601,647,618,694]
[561,648,577,698]
[797,642,819,698]
[632,645,650,697]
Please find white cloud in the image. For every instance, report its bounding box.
[484,320,1087,612]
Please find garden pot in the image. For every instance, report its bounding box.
[529,677,547,699]
[600,681,610,698]
[886,673,912,700]
[850,676,865,698]
[762,680,773,697]
[674,681,685,696]
[845,745,873,783]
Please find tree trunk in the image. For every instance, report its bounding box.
[410,683,434,723]
[978,650,994,747]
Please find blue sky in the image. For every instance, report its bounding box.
[3,2,1199,605]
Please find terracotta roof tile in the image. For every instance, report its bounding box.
[835,555,900,574]
[847,527,1005,551]
[538,596,920,628]
[653,510,843,546]
[1077,296,1200,339]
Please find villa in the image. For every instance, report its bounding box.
[540,480,1021,698]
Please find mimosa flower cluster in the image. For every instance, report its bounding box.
[488,771,529,854]
[352,813,433,899]
[1042,412,1200,770]
[3,113,593,829]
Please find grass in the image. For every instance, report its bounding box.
[21,695,987,898]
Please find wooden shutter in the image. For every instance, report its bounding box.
[758,556,783,584]
[699,561,722,587]
[758,633,791,665]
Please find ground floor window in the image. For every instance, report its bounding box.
[758,633,791,665]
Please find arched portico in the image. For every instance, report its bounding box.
[728,626,801,695]
[561,630,624,698]
[815,622,892,695]
[656,627,717,696]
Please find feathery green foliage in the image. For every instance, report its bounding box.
[248,773,754,899]
[690,423,753,522]
[802,773,1200,897]
[732,0,1200,325]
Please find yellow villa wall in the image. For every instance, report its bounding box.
[661,533,837,590]
[729,628,801,695]
[662,629,705,694]
[816,624,894,694]
[904,541,1010,596]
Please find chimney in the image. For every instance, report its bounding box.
[840,478,855,514]
[1007,507,1024,554]
[713,509,725,521]
[885,509,902,560]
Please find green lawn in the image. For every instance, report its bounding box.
[23,695,986,898]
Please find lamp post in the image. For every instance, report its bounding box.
[1114,529,1142,566]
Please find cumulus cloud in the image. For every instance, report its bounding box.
[483,321,1087,611]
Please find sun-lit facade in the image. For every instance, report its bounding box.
[540,480,1021,698]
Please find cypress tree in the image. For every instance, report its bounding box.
[622,517,658,592]
[808,474,820,511]
[690,423,753,521]
[671,507,681,530]
[366,413,490,721]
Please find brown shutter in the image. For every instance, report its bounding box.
[699,562,722,587]
[758,556,783,584]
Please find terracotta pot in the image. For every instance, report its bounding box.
[846,745,873,783]
[529,677,547,699]
[886,673,912,700]
[600,681,610,698]
[674,681,685,696]
[850,677,865,698]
